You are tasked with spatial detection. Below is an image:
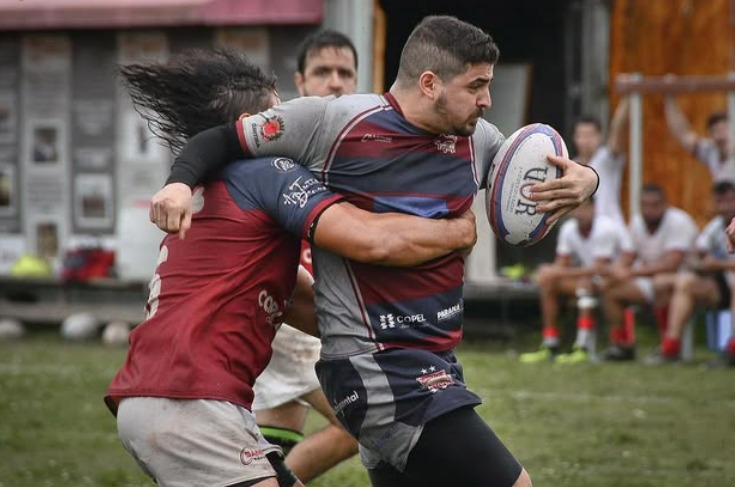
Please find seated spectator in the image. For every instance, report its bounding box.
[665,94,734,182]
[600,184,699,361]
[647,181,735,366]
[520,196,634,364]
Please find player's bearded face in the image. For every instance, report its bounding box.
[433,90,485,137]
[641,194,666,228]
[432,64,492,136]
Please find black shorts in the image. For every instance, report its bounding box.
[367,406,523,487]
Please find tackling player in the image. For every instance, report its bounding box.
[252,29,360,483]
[104,48,476,487]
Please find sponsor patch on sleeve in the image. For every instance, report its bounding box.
[259,115,285,142]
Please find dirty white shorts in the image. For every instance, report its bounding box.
[634,277,655,303]
[252,324,322,411]
[117,397,280,487]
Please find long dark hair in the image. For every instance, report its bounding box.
[118,48,277,154]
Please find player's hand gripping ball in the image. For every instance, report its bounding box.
[486,123,569,246]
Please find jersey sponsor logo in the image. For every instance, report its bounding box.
[416,366,454,393]
[258,289,285,326]
[249,121,261,148]
[282,176,326,208]
[436,300,463,321]
[240,448,267,465]
[271,157,297,172]
[434,134,457,154]
[361,133,393,143]
[378,313,426,330]
[259,114,285,142]
[333,390,359,414]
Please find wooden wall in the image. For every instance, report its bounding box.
[610,0,734,225]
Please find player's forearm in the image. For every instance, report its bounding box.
[631,259,681,278]
[167,123,243,188]
[371,215,476,266]
[702,259,735,273]
[607,99,629,154]
[664,97,696,150]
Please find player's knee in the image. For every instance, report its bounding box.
[260,426,304,456]
[537,265,556,288]
[321,423,359,457]
[675,272,698,293]
[331,425,359,455]
[512,468,532,487]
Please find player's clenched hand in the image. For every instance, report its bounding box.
[529,156,598,223]
[726,216,735,253]
[149,183,193,239]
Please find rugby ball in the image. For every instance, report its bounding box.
[0,318,25,341]
[60,312,100,341]
[486,123,568,246]
[101,321,131,346]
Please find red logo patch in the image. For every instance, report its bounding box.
[416,369,454,393]
[240,448,267,465]
[260,115,285,142]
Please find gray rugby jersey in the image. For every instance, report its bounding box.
[236,93,505,359]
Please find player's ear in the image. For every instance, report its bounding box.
[294,71,306,97]
[238,112,251,121]
[418,71,440,100]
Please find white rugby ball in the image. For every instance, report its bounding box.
[486,123,568,246]
[60,312,100,341]
[0,318,25,340]
[101,321,131,346]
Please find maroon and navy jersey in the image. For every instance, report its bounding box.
[105,157,341,413]
[235,93,505,358]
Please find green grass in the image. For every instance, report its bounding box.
[1,331,733,487]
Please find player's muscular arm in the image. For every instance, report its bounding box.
[664,96,698,153]
[281,266,319,338]
[167,124,244,187]
[312,203,477,266]
[558,261,610,280]
[607,98,629,155]
[631,250,687,278]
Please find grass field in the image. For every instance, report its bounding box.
[1,330,733,487]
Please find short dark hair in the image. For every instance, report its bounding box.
[296,29,358,75]
[396,15,499,85]
[573,115,602,133]
[713,180,735,196]
[118,48,277,154]
[641,183,666,199]
[707,111,728,131]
